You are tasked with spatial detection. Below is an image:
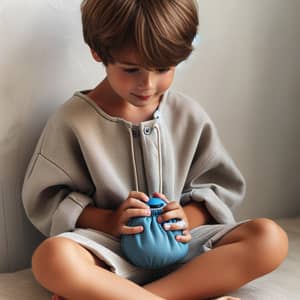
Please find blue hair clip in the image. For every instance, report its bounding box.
[192,34,201,48]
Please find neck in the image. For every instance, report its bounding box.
[87,79,160,124]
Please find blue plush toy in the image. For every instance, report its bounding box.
[121,197,189,269]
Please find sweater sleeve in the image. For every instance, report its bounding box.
[22,105,95,237]
[22,153,93,236]
[180,118,246,224]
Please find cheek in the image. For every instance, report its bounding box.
[108,71,133,91]
[158,73,174,91]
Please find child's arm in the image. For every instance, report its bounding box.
[76,191,151,237]
[182,201,214,229]
[76,205,116,234]
[178,112,246,225]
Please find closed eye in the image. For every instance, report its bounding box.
[156,68,170,73]
[123,68,140,74]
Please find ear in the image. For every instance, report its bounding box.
[90,48,102,62]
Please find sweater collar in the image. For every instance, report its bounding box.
[75,90,169,127]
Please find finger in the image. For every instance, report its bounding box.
[175,231,192,243]
[182,229,190,236]
[163,220,187,231]
[162,201,180,212]
[121,225,144,235]
[123,197,150,210]
[158,209,185,223]
[128,191,149,203]
[152,192,169,203]
[122,207,151,221]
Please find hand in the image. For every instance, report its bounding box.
[153,192,192,243]
[110,191,151,237]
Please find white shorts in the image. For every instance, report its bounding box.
[58,221,248,285]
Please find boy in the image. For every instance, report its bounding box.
[22,0,288,299]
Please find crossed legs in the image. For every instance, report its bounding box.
[144,218,288,299]
[32,218,288,300]
[32,237,163,300]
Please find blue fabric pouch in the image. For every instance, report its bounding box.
[121,197,189,269]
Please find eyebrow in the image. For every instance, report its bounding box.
[116,61,140,67]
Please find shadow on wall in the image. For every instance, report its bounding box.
[0,0,101,271]
[174,0,300,219]
[237,1,300,219]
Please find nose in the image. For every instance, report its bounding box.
[138,71,154,90]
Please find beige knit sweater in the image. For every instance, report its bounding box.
[22,90,245,237]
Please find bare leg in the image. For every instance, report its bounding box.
[32,237,163,300]
[144,218,288,300]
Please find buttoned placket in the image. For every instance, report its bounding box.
[131,125,148,194]
[139,121,162,196]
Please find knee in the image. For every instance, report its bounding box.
[32,237,78,286]
[245,218,288,272]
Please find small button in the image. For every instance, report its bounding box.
[153,110,160,119]
[143,127,152,135]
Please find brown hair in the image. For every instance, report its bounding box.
[81,0,198,68]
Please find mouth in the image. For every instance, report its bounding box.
[131,93,152,101]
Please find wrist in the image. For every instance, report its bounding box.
[104,209,120,237]
[76,206,116,235]
[183,201,213,229]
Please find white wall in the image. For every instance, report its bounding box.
[0,0,299,271]
[0,0,103,271]
[174,0,300,219]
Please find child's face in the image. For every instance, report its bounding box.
[104,47,175,108]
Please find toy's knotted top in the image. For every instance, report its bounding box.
[146,197,166,215]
